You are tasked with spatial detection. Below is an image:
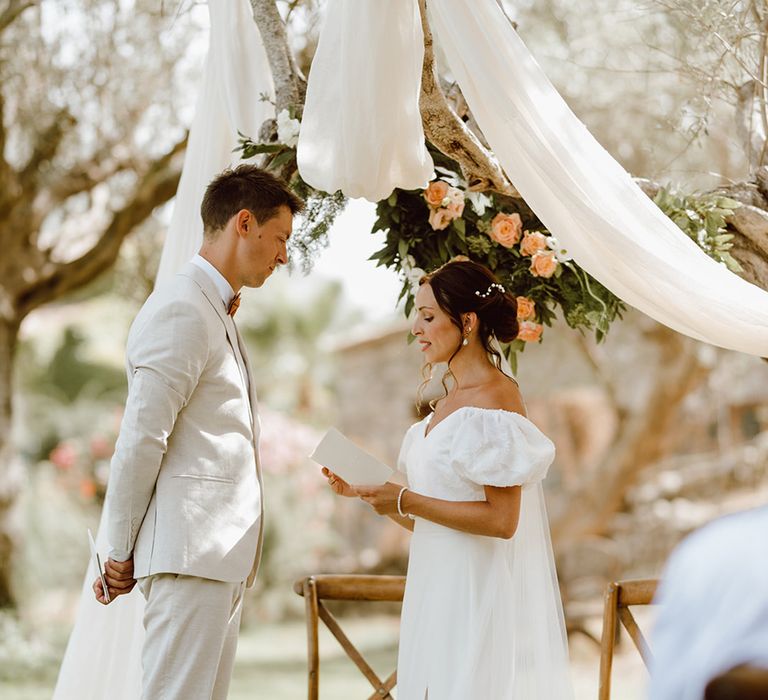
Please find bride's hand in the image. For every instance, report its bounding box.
[356,482,402,516]
[321,467,356,497]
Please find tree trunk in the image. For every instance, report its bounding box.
[0,317,20,607]
[551,326,711,545]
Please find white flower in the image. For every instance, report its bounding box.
[276,109,300,147]
[402,255,425,294]
[545,235,573,262]
[466,191,492,216]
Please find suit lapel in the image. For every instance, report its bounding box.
[179,264,253,423]
[234,323,259,420]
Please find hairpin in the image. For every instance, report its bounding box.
[475,283,505,299]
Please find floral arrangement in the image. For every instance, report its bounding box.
[370,152,626,368]
[238,117,742,365]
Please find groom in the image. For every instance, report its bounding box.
[93,164,303,699]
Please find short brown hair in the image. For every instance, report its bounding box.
[200,164,304,237]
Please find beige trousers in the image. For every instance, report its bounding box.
[138,574,246,700]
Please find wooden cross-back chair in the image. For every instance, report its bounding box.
[598,578,659,700]
[293,574,406,700]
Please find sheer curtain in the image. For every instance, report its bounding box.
[296,0,434,201]
[297,0,768,357]
[53,3,273,696]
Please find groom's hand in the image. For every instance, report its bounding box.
[93,558,136,605]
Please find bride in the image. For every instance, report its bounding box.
[323,259,574,699]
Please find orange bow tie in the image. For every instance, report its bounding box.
[227,293,241,317]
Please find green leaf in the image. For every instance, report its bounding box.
[508,350,518,375]
[244,143,284,154]
[715,197,741,210]
[387,192,398,207]
[720,252,744,272]
[270,148,295,169]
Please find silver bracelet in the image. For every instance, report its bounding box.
[397,486,415,520]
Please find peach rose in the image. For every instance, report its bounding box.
[424,180,450,208]
[517,321,544,343]
[429,207,453,231]
[444,186,465,219]
[516,296,536,321]
[530,250,558,278]
[489,212,523,247]
[520,231,548,257]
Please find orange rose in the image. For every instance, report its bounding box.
[530,250,558,278]
[489,212,523,247]
[518,321,544,343]
[424,180,450,208]
[516,296,536,321]
[429,207,453,231]
[520,231,547,257]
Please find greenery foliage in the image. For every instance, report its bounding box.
[370,152,626,367]
[238,134,742,364]
[652,187,743,272]
[237,131,347,273]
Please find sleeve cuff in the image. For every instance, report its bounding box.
[108,548,132,562]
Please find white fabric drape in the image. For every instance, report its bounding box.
[298,0,768,357]
[53,3,273,697]
[156,0,274,283]
[296,0,434,201]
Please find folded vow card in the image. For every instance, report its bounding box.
[310,428,394,485]
[88,528,110,603]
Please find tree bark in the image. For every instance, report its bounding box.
[417,0,517,195]
[0,318,20,607]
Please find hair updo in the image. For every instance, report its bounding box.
[420,259,519,348]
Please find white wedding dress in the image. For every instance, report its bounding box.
[396,407,574,699]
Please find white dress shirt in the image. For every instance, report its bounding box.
[190,254,237,310]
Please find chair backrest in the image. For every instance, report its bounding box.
[598,578,659,700]
[294,574,406,700]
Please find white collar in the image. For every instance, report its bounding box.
[190,254,236,309]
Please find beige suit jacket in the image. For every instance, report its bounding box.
[106,262,264,587]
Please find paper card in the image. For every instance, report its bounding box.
[310,428,394,485]
[88,528,110,603]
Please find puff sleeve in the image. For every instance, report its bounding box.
[450,409,555,487]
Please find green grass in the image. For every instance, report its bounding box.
[0,614,648,699]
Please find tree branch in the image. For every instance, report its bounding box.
[552,327,710,543]
[0,0,36,33]
[47,153,137,204]
[417,0,518,195]
[18,108,77,189]
[249,0,304,112]
[0,89,17,212]
[15,134,187,318]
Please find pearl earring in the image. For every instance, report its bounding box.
[462,338,469,346]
